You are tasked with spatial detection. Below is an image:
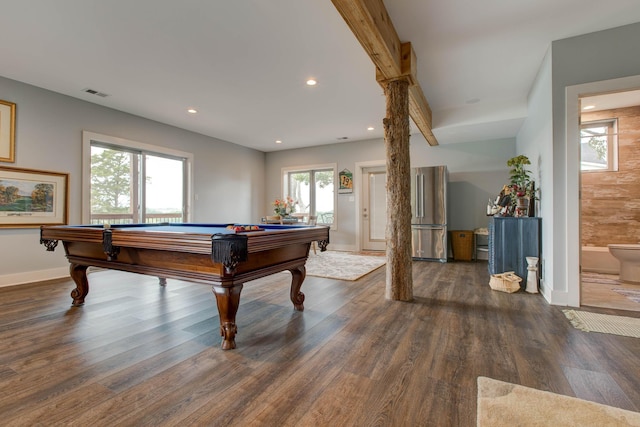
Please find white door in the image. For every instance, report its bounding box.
[362,167,387,251]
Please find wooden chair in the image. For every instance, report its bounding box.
[264,215,283,224]
[289,213,306,223]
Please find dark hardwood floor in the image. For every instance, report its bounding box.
[1,260,639,426]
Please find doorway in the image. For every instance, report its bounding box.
[360,165,387,251]
[566,75,640,308]
[578,89,640,312]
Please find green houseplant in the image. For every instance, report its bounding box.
[507,155,532,196]
[506,155,536,215]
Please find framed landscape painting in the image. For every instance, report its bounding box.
[0,100,16,163]
[0,166,69,228]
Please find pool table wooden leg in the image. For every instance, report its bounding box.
[289,265,306,311]
[69,263,89,307]
[211,283,243,350]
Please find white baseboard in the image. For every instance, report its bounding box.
[0,267,69,288]
[324,243,357,252]
[542,283,569,306]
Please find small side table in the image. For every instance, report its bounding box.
[474,228,489,261]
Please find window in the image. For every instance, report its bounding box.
[580,119,618,172]
[82,131,192,224]
[283,164,335,226]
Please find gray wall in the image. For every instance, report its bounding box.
[551,22,640,305]
[265,133,514,250]
[0,76,265,286]
[517,48,553,292]
[516,21,640,305]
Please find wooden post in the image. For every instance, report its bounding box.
[383,78,413,301]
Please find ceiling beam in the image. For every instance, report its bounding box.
[332,0,438,146]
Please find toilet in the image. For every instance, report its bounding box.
[608,244,640,283]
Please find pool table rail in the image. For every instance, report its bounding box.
[39,223,330,350]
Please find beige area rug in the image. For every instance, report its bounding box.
[477,377,640,426]
[305,251,386,281]
[563,309,640,338]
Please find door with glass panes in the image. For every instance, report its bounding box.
[90,144,187,224]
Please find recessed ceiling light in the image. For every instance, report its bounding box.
[187,108,198,114]
[306,79,317,86]
[583,105,596,110]
[367,126,375,131]
[275,140,282,144]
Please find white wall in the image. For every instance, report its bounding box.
[0,76,265,286]
[265,133,514,250]
[516,48,553,299]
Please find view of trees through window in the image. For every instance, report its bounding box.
[580,119,617,171]
[91,148,133,216]
[90,144,185,224]
[287,168,334,224]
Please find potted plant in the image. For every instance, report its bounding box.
[506,155,536,216]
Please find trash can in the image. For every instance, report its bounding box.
[450,230,474,261]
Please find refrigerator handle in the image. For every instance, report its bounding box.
[419,173,425,218]
[415,173,420,218]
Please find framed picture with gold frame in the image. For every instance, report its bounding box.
[0,99,16,163]
[0,166,69,228]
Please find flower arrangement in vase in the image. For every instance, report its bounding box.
[273,196,297,217]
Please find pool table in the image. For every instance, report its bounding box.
[40,223,330,349]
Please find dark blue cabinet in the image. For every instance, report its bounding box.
[488,217,541,284]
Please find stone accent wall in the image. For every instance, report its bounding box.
[581,105,640,246]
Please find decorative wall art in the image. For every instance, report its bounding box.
[0,166,69,228]
[0,100,16,163]
[338,168,353,194]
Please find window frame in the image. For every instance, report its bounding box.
[580,118,618,172]
[82,131,193,224]
[281,163,337,229]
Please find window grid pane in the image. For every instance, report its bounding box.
[90,146,134,224]
[580,120,617,172]
[289,172,311,214]
[90,144,186,224]
[315,170,334,224]
[285,168,335,225]
[144,154,184,223]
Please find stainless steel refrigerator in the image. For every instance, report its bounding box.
[411,166,448,261]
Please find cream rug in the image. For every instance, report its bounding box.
[305,251,385,281]
[477,377,640,426]
[563,309,640,338]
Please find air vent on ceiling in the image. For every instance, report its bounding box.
[82,88,109,98]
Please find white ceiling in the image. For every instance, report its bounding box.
[1,1,640,152]
[582,89,640,112]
